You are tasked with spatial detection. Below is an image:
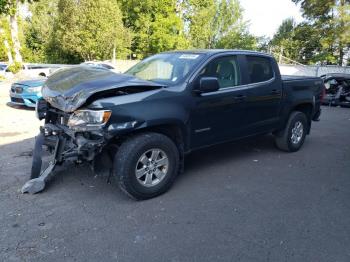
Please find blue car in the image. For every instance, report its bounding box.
[9,78,46,107]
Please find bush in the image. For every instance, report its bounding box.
[7,62,22,74]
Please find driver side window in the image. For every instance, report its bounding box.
[199,56,240,89]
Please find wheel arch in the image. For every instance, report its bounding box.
[276,102,314,135]
[289,102,313,134]
[115,122,187,173]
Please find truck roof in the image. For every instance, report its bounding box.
[163,49,274,58]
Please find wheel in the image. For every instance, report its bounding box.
[274,111,308,152]
[114,132,179,200]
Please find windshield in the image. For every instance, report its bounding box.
[125,53,204,85]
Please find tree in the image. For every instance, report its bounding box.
[119,0,189,58]
[180,0,256,50]
[270,18,299,62]
[0,17,13,63]
[0,0,38,64]
[24,0,58,62]
[292,0,350,65]
[47,0,131,63]
[270,17,333,65]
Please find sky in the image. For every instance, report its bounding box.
[240,0,304,38]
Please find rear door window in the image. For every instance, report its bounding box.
[246,56,274,84]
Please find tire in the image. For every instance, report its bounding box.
[274,111,308,152]
[114,132,179,200]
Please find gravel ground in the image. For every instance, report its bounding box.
[0,81,350,262]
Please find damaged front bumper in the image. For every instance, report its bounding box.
[40,123,106,163]
[22,97,144,194]
[22,117,109,194]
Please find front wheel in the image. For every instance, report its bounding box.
[274,111,308,152]
[114,132,179,200]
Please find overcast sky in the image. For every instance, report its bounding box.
[240,0,304,38]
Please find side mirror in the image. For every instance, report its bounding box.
[195,77,220,94]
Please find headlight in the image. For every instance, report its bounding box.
[27,86,42,93]
[68,110,112,129]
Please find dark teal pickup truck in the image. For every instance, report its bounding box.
[23,50,324,200]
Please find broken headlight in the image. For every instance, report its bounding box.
[68,110,111,129]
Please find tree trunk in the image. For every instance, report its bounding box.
[0,28,13,64]
[9,1,23,64]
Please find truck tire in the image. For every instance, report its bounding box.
[114,132,179,200]
[274,111,308,152]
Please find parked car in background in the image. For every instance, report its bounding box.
[25,64,52,77]
[0,63,9,78]
[9,78,46,108]
[0,63,51,79]
[321,73,350,107]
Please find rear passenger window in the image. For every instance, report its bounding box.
[199,56,240,89]
[246,56,274,83]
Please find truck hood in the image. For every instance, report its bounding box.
[42,66,163,112]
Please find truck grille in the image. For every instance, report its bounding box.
[48,107,71,126]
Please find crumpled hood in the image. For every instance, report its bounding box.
[42,66,162,112]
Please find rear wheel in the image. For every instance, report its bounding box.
[114,132,179,200]
[274,111,308,152]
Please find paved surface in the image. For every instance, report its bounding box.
[1,82,350,261]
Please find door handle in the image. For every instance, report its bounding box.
[233,94,247,101]
[270,89,281,95]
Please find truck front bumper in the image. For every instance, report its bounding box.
[39,123,106,164]
[23,123,109,194]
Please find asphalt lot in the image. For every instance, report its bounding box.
[0,82,350,261]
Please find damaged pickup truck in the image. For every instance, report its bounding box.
[22,50,324,200]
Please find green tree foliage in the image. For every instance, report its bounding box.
[270,18,324,64]
[2,0,261,63]
[0,0,39,65]
[270,18,300,62]
[181,0,257,50]
[46,0,131,63]
[119,0,189,58]
[0,17,11,61]
[292,0,350,65]
[23,0,58,62]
